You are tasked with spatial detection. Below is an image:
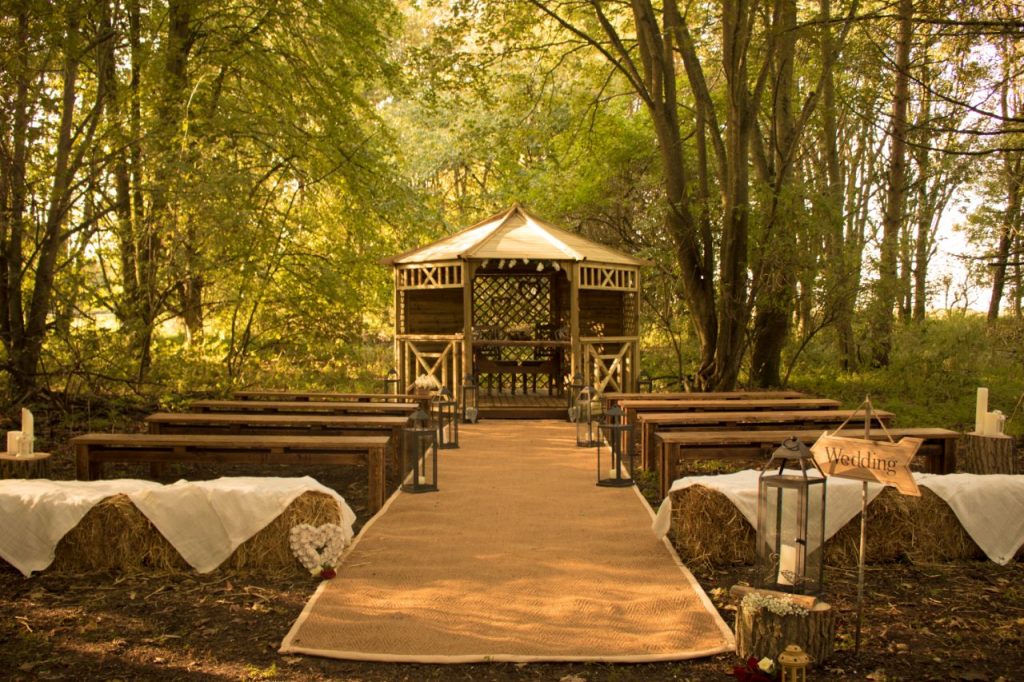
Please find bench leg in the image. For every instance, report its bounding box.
[367,446,385,514]
[75,444,97,481]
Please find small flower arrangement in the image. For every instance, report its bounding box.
[412,374,441,391]
[289,523,350,580]
[730,655,777,682]
[741,592,810,617]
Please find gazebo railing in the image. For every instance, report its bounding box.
[397,334,464,396]
[580,336,638,395]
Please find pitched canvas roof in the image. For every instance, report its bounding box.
[382,204,646,267]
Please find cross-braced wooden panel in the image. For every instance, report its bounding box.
[397,264,463,290]
[579,265,638,291]
[473,275,551,331]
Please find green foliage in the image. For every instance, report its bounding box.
[789,316,1024,434]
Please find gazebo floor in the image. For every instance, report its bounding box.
[478,392,567,420]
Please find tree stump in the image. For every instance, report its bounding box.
[0,452,51,479]
[732,587,836,665]
[960,433,1017,474]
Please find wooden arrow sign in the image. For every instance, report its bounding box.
[810,434,922,496]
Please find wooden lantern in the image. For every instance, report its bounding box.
[461,373,479,424]
[402,409,438,493]
[778,643,812,681]
[383,367,400,395]
[573,386,599,447]
[597,405,634,487]
[756,438,826,595]
[432,387,459,449]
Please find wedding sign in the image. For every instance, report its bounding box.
[810,434,922,497]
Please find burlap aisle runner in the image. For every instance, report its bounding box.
[280,420,735,663]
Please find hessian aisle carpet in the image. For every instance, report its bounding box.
[280,419,735,663]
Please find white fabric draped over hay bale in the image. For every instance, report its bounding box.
[654,471,1024,566]
[0,476,355,576]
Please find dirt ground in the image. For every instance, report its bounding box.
[1,421,1022,681]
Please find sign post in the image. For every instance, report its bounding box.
[810,397,922,653]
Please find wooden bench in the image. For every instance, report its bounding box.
[654,427,960,499]
[71,433,390,513]
[146,412,410,476]
[189,399,418,417]
[234,390,426,406]
[637,409,895,469]
[602,390,806,411]
[618,398,841,431]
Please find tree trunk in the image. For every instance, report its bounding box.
[734,595,836,664]
[990,63,1022,321]
[870,0,912,367]
[961,433,1018,475]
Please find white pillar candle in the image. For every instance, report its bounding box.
[986,410,1005,436]
[6,431,21,456]
[20,408,33,455]
[975,388,989,434]
[777,542,798,586]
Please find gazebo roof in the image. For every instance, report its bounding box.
[382,204,646,267]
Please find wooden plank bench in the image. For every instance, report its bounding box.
[189,399,419,417]
[71,433,390,513]
[637,409,895,469]
[618,398,841,432]
[602,390,806,411]
[654,427,960,499]
[145,413,410,477]
[234,390,426,406]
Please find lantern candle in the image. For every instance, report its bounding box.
[975,387,988,434]
[777,542,798,586]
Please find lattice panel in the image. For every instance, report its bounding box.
[473,275,551,332]
[398,264,463,290]
[623,292,638,336]
[579,265,638,291]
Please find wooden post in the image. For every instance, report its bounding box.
[569,262,580,380]
[961,433,1017,474]
[0,452,50,479]
[461,261,474,406]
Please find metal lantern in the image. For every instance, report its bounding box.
[402,409,437,493]
[597,405,634,487]
[431,387,459,449]
[461,373,479,424]
[383,367,400,395]
[574,386,600,447]
[638,371,653,393]
[778,644,812,682]
[756,437,827,595]
[566,372,584,420]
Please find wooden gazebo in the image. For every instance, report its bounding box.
[382,204,646,413]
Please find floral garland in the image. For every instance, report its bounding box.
[289,523,351,579]
[741,592,810,617]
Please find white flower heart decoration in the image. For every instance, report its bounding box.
[289,523,351,576]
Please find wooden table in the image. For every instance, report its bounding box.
[654,427,960,499]
[72,433,390,513]
[472,340,568,395]
[637,409,894,469]
[189,399,419,417]
[602,390,805,410]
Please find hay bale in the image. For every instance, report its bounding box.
[669,486,754,569]
[51,491,342,574]
[669,484,1021,568]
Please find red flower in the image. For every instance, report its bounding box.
[319,567,337,580]
[729,656,776,682]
